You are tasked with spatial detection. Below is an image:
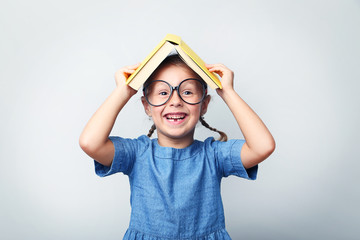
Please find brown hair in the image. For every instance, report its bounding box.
[145,55,228,142]
[199,117,228,142]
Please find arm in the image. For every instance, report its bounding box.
[79,63,140,167]
[206,64,275,169]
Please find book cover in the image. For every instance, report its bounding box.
[126,34,222,90]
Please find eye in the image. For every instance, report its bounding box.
[159,91,169,96]
[182,90,193,96]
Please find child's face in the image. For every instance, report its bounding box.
[142,64,210,147]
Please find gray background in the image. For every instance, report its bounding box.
[1,0,359,239]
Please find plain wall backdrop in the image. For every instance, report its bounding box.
[1,0,359,239]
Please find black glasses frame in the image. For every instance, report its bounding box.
[143,78,207,107]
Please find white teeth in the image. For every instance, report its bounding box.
[166,114,185,120]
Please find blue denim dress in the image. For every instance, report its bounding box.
[95,135,258,239]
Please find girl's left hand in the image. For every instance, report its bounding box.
[206,63,235,96]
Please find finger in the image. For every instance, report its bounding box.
[207,63,226,67]
[207,64,226,71]
[207,66,226,74]
[115,69,135,82]
[116,68,137,79]
[122,68,136,74]
[205,63,221,70]
[208,64,231,72]
[128,62,141,69]
[116,63,141,73]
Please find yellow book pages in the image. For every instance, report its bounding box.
[178,40,222,89]
[126,38,167,85]
[126,34,179,85]
[164,34,221,88]
[126,34,222,89]
[174,46,218,89]
[127,41,175,90]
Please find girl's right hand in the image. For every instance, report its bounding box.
[114,63,141,97]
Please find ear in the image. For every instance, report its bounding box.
[200,95,211,116]
[141,96,152,117]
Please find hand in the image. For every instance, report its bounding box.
[114,63,141,96]
[206,63,235,96]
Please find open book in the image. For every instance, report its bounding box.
[126,34,222,90]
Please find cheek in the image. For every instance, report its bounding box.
[190,106,202,118]
[150,106,164,118]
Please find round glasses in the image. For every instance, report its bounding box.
[143,78,207,106]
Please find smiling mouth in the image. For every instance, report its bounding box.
[165,113,187,122]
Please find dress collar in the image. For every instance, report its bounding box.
[151,138,202,161]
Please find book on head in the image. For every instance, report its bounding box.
[126,34,222,90]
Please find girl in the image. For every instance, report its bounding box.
[79,55,275,239]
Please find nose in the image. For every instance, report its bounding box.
[168,89,183,107]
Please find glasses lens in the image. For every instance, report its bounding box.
[179,79,205,104]
[145,81,171,106]
[144,79,206,106]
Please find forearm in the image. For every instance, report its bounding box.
[79,87,132,154]
[220,89,275,165]
[206,63,275,167]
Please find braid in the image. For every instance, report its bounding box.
[199,117,228,142]
[146,118,228,141]
[147,124,156,138]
